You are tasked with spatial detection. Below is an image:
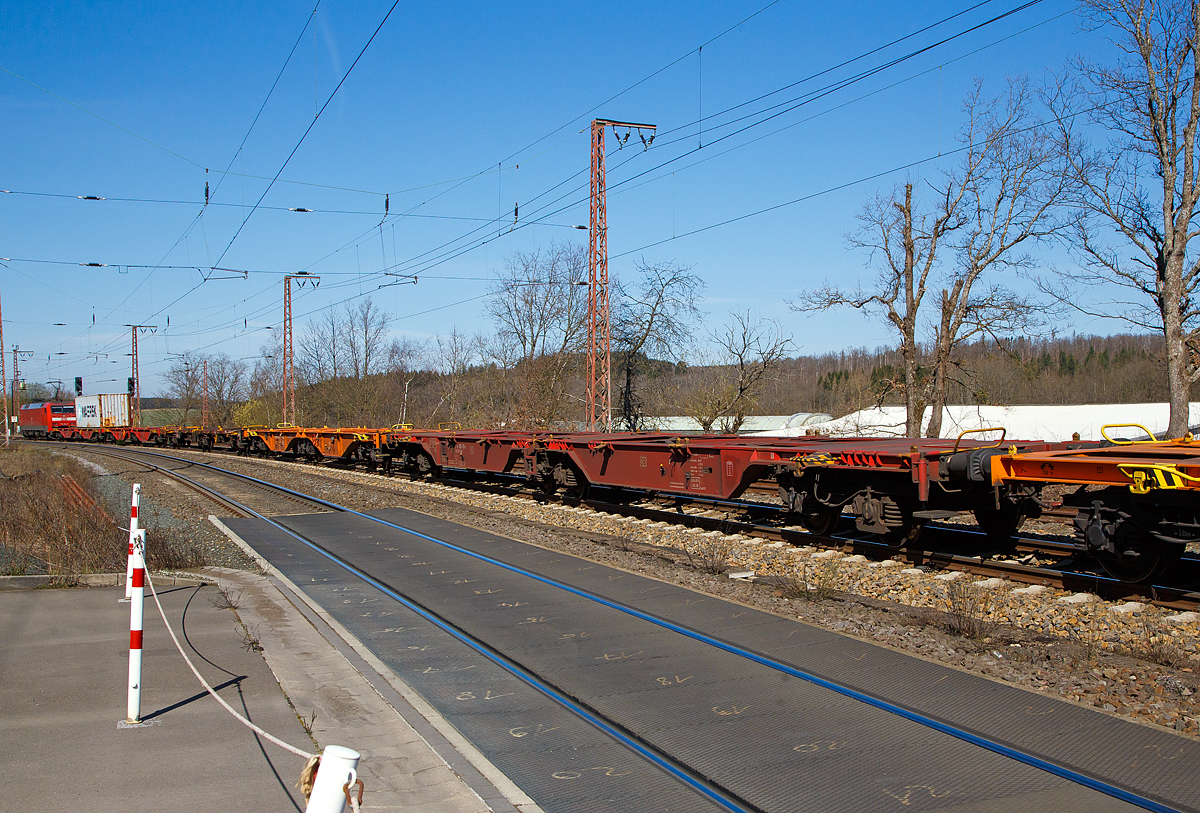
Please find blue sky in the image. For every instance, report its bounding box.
[1,0,1102,394]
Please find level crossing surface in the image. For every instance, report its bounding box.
[223,505,1198,813]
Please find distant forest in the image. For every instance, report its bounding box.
[135,332,1191,430]
[746,333,1186,418]
[291,332,1191,429]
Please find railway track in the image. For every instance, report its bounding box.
[364,469,1200,610]
[55,441,1200,611]
[57,444,1196,813]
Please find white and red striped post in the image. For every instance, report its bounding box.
[126,528,146,724]
[124,484,141,599]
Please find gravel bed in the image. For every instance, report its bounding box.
[71,447,1200,740]
[61,449,260,571]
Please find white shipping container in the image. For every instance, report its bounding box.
[75,394,131,428]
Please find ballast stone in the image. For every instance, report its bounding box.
[973,578,1007,589]
[1011,584,1048,595]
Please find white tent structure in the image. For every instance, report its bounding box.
[750,403,1200,443]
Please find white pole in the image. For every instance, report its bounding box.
[125,483,140,599]
[126,528,145,724]
[305,746,361,813]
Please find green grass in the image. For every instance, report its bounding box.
[138,407,200,427]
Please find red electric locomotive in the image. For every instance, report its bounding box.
[18,401,77,438]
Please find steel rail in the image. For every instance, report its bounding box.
[59,439,1200,609]
[58,444,760,813]
[74,445,1190,813]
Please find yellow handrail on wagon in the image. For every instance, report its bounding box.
[951,426,1006,453]
[1100,423,1158,445]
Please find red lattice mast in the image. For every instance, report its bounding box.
[126,324,155,427]
[282,278,293,426]
[586,118,654,432]
[202,358,209,429]
[282,273,319,427]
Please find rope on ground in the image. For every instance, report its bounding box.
[144,571,317,760]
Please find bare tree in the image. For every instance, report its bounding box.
[385,336,425,426]
[206,353,249,427]
[683,310,794,432]
[344,298,392,380]
[430,327,479,425]
[163,351,203,424]
[1046,0,1200,436]
[925,79,1068,437]
[299,305,346,383]
[794,182,963,436]
[485,241,590,428]
[247,334,283,426]
[164,351,247,427]
[796,78,1063,436]
[613,260,705,430]
[487,241,589,361]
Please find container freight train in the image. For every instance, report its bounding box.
[21,403,1197,583]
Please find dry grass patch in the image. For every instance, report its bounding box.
[0,446,204,576]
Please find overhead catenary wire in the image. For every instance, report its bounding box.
[316,0,1035,281]
[327,0,1054,286]
[49,0,404,372]
[20,1,1062,384]
[0,189,587,224]
[42,1,1066,384]
[44,2,328,354]
[281,0,1017,284]
[163,0,1015,324]
[212,0,403,267]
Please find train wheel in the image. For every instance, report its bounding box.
[800,505,839,536]
[415,453,439,480]
[1097,528,1181,583]
[972,502,1027,547]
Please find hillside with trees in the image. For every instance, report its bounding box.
[155,328,1188,432]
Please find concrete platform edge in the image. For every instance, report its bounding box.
[0,572,207,590]
[207,514,544,813]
